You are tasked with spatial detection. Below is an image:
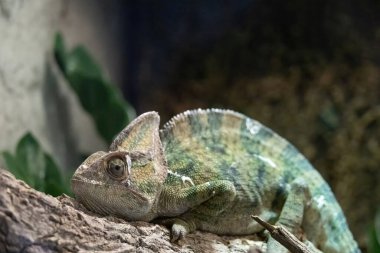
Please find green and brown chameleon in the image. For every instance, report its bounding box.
[71,109,360,253]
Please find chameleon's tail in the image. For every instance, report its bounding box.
[303,180,361,253]
[322,212,361,253]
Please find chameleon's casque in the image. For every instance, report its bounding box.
[72,109,361,253]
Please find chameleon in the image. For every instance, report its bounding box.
[71,109,361,253]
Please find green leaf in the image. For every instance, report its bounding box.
[369,227,380,253]
[54,33,67,74]
[53,32,135,143]
[3,151,23,181]
[66,46,103,80]
[15,133,46,191]
[2,132,69,196]
[44,154,69,196]
[369,210,380,253]
[67,74,110,113]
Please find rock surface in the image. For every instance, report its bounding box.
[0,169,264,253]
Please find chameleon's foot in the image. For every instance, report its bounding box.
[153,217,195,242]
[170,218,196,242]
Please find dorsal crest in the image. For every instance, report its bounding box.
[160,108,246,142]
[159,108,312,171]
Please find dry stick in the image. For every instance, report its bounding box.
[251,215,313,253]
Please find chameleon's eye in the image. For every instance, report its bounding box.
[107,158,126,179]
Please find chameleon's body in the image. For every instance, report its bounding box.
[72,109,360,253]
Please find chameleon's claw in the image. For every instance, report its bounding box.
[171,223,187,242]
[170,218,192,242]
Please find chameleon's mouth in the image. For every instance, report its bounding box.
[71,176,151,220]
[71,177,115,215]
[71,175,148,203]
[71,175,105,186]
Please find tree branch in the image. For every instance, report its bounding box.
[251,215,315,253]
[0,169,263,253]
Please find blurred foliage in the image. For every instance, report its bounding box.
[54,33,135,144]
[166,0,379,81]
[369,210,380,253]
[2,133,70,196]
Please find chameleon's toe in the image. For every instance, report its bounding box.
[171,223,188,242]
[170,218,194,242]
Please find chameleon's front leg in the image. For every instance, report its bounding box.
[266,178,312,253]
[157,180,236,241]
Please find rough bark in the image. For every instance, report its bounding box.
[0,169,264,253]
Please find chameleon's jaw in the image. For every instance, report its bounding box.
[71,176,152,220]
[71,177,109,216]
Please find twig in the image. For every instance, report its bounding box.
[251,215,314,253]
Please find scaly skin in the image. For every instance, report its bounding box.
[71,109,360,253]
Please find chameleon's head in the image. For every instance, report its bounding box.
[71,112,168,221]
